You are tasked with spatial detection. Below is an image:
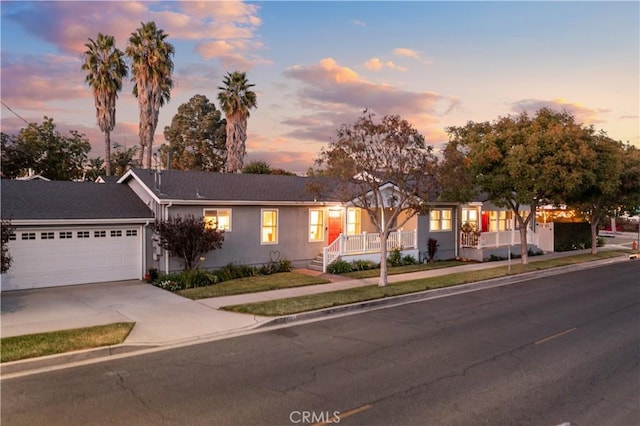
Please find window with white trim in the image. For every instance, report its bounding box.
[261,209,278,244]
[347,208,361,235]
[204,209,231,231]
[488,211,511,232]
[21,233,35,240]
[94,230,106,238]
[77,231,90,239]
[110,230,122,237]
[461,208,478,231]
[309,209,324,241]
[126,229,137,237]
[41,232,54,240]
[59,231,72,239]
[430,209,452,232]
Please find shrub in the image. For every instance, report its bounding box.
[427,238,439,262]
[152,272,186,291]
[351,259,376,271]
[181,268,218,288]
[260,258,293,275]
[388,247,403,267]
[554,222,591,252]
[327,260,353,274]
[596,237,606,247]
[402,254,417,265]
[148,268,159,282]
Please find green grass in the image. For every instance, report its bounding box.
[342,260,463,279]
[177,272,330,300]
[222,251,624,316]
[1,322,135,363]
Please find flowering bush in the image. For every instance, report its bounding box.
[154,279,185,292]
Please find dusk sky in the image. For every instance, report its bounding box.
[1,1,638,174]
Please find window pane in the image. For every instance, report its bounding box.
[262,210,277,244]
[204,209,231,230]
[347,209,361,235]
[309,210,324,241]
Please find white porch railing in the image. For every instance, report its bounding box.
[323,230,417,273]
[460,228,539,249]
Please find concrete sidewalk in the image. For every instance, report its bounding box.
[1,245,635,375]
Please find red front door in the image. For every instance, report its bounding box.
[328,211,343,244]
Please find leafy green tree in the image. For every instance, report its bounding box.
[154,215,225,271]
[82,33,128,176]
[241,160,297,175]
[314,111,438,287]
[1,220,16,273]
[241,160,271,174]
[564,133,627,253]
[1,132,30,177]
[445,108,593,264]
[218,71,257,173]
[160,94,227,171]
[0,117,91,180]
[126,21,174,169]
[84,157,106,181]
[110,143,140,176]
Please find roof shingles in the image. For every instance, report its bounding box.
[1,179,153,221]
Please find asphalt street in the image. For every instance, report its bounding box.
[2,261,639,426]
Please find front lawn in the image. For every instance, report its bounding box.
[222,251,625,316]
[342,260,463,279]
[1,322,135,363]
[177,272,330,299]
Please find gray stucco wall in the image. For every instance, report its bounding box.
[151,204,329,273]
[417,207,459,261]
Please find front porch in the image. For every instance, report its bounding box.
[459,228,541,262]
[319,230,418,273]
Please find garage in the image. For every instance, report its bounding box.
[1,179,154,291]
[2,226,143,290]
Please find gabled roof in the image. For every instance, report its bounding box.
[1,179,153,221]
[121,168,341,203]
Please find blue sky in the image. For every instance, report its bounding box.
[1,1,638,174]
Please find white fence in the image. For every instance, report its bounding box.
[323,230,417,272]
[460,228,539,249]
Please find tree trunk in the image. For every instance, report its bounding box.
[104,131,112,176]
[519,225,529,265]
[378,231,389,287]
[590,220,598,254]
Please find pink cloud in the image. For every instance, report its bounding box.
[4,1,266,65]
[1,53,93,111]
[511,98,609,124]
[364,58,407,72]
[281,58,459,147]
[284,57,457,117]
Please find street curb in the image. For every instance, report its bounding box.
[2,254,632,378]
[258,255,632,328]
[0,344,154,377]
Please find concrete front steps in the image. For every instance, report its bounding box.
[308,253,325,272]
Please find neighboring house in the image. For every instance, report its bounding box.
[1,179,153,291]
[458,196,552,261]
[95,175,120,184]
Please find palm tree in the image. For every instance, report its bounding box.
[82,33,127,176]
[217,71,257,173]
[125,21,174,169]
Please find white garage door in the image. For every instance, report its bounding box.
[2,226,143,291]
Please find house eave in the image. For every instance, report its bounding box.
[156,199,345,207]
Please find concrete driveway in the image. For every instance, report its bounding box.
[1,280,268,345]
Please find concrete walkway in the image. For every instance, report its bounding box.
[1,243,635,375]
